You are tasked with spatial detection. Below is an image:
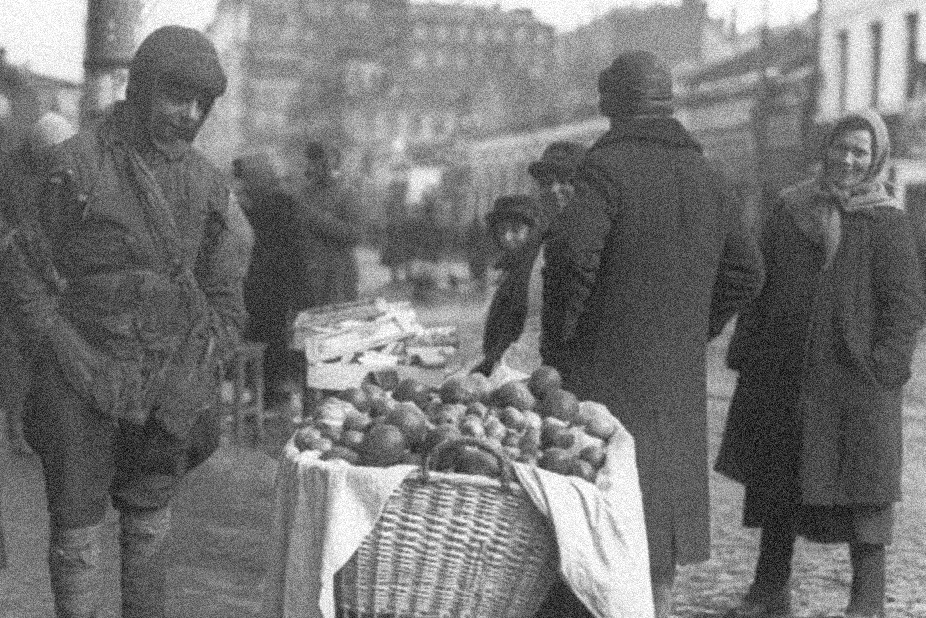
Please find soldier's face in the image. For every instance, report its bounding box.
[147,77,210,149]
[825,128,874,189]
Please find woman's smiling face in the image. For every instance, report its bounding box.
[825,128,874,189]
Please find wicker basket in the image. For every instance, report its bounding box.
[334,440,558,618]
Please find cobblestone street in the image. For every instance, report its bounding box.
[2,292,926,617]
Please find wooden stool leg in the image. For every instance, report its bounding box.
[234,353,247,444]
[254,354,268,445]
[252,353,267,443]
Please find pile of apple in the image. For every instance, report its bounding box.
[292,365,620,483]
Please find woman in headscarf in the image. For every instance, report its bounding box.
[716,109,926,618]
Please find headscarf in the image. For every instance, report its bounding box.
[785,108,899,269]
[597,50,673,119]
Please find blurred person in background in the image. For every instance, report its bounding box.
[540,50,764,617]
[0,26,248,618]
[235,152,309,405]
[528,140,585,235]
[298,141,362,306]
[472,143,584,376]
[464,213,491,289]
[474,194,541,376]
[715,110,926,618]
[380,178,412,283]
[0,112,76,457]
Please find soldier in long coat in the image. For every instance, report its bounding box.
[540,50,765,618]
[0,27,247,618]
[715,110,926,618]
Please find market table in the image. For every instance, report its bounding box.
[288,299,465,413]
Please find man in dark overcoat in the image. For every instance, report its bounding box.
[0,26,248,618]
[235,153,310,402]
[540,50,765,617]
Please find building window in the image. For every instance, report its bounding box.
[411,49,427,69]
[870,21,882,108]
[345,60,382,96]
[345,1,370,20]
[907,12,920,99]
[838,30,849,113]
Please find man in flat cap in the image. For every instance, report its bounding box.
[539,50,765,617]
[0,26,248,617]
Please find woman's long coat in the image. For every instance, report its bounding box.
[541,117,765,571]
[715,185,926,507]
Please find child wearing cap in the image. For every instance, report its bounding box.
[473,141,585,376]
[474,194,543,376]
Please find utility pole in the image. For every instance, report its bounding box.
[753,0,773,214]
[81,0,145,124]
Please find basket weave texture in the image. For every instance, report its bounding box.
[334,470,558,618]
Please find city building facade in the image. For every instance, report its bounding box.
[817,0,926,202]
[677,21,818,226]
[0,49,81,153]
[556,0,739,122]
[399,3,556,158]
[203,0,408,178]
[202,0,557,232]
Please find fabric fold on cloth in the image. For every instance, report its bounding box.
[261,445,416,618]
[262,408,653,618]
[511,411,654,618]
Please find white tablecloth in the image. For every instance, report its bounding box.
[261,407,654,618]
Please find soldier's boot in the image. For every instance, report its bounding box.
[119,507,172,618]
[48,522,105,618]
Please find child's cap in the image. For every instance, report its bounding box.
[485,194,540,229]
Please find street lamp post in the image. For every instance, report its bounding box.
[81,0,145,124]
[753,0,773,212]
